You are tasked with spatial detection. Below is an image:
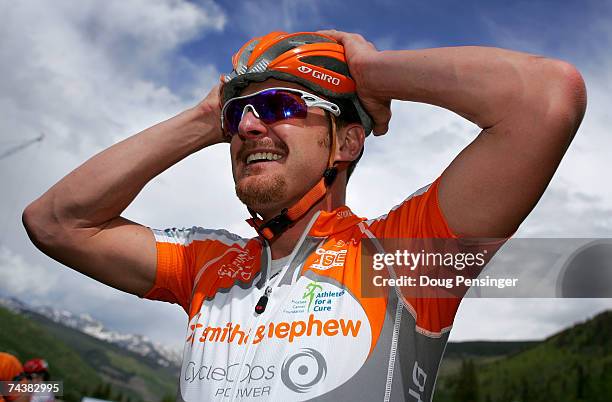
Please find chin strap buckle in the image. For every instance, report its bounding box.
[248,208,293,240]
[323,167,338,186]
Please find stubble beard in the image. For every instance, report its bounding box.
[235,173,288,210]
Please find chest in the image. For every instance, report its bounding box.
[180,238,378,400]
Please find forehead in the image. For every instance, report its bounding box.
[239,78,313,97]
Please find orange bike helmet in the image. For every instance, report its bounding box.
[221,31,373,135]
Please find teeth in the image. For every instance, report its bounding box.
[246,152,283,164]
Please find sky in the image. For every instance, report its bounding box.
[1,0,611,351]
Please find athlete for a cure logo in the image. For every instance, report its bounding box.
[303,281,323,312]
[218,251,255,281]
[310,247,347,271]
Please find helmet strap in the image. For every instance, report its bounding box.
[246,114,350,240]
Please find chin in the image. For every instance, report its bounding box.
[235,174,288,210]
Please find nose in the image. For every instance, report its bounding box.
[237,105,267,140]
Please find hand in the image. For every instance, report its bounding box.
[318,30,392,135]
[194,83,228,145]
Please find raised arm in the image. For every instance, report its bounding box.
[322,31,587,237]
[22,85,225,296]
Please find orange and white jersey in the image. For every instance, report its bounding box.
[144,178,466,402]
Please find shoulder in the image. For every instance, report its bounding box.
[363,178,457,239]
[365,182,433,226]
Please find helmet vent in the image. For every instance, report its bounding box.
[236,39,259,73]
[289,40,313,45]
[300,56,350,76]
[248,59,270,73]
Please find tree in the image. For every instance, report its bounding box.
[452,359,480,402]
[161,394,175,402]
[520,376,529,402]
[91,382,112,399]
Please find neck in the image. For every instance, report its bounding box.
[260,178,346,260]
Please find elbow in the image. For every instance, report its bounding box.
[22,200,61,251]
[23,201,44,246]
[543,60,587,134]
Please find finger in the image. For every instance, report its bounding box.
[372,104,392,135]
[352,33,367,43]
[317,29,369,45]
[373,125,389,136]
[373,120,389,135]
[317,29,344,37]
[317,29,348,44]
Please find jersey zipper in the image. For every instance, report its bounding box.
[227,242,272,402]
[228,212,321,401]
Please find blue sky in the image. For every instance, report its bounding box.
[1,0,611,351]
[170,0,609,91]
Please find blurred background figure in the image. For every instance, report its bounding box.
[23,359,55,402]
[0,352,23,381]
[23,359,50,382]
[0,352,28,402]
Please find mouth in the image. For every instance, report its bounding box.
[244,151,285,166]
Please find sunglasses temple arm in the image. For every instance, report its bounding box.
[304,99,341,117]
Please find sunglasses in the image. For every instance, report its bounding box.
[221,87,341,137]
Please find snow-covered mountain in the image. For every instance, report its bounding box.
[0,295,181,368]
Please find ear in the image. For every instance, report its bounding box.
[335,123,365,163]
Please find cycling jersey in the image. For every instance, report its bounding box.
[144,178,466,402]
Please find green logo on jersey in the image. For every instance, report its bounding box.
[303,281,323,312]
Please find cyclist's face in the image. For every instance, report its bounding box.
[230,79,331,215]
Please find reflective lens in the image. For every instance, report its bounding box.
[222,89,309,136]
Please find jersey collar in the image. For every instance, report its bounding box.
[307,205,366,238]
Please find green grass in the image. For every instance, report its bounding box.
[0,306,178,402]
[0,307,102,401]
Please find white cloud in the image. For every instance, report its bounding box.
[0,0,225,349]
[0,243,186,349]
[0,0,225,150]
[348,101,477,219]
[450,298,612,341]
[0,246,58,296]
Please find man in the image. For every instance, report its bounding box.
[23,30,586,401]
